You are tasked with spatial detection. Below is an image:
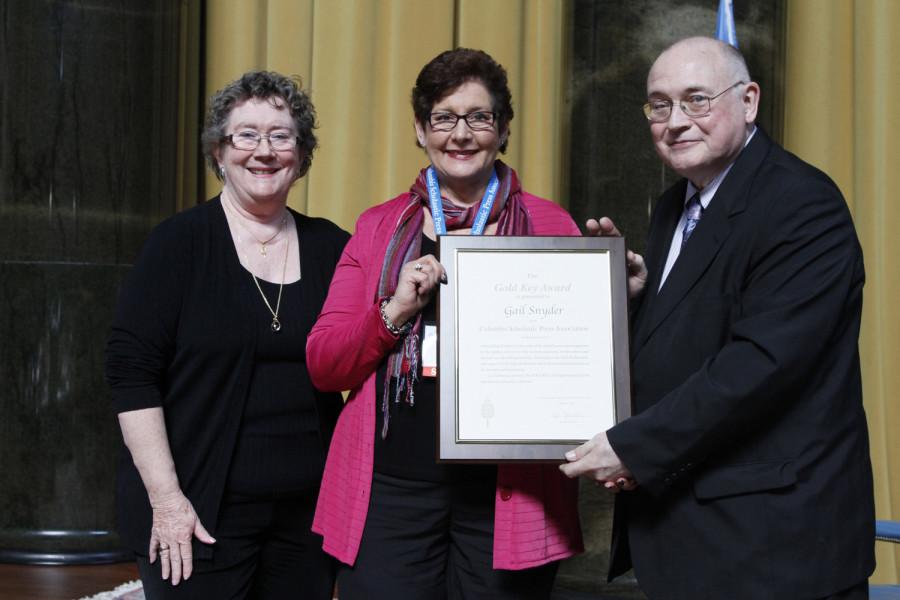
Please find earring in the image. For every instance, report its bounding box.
[219,165,226,179]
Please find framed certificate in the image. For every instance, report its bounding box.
[437,235,631,462]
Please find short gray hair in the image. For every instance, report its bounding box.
[201,71,318,180]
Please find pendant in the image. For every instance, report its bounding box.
[260,244,268,256]
[271,317,281,332]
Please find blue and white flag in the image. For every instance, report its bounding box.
[715,0,738,47]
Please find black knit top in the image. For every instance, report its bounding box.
[106,197,349,558]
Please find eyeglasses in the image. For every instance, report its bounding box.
[642,81,745,123]
[428,111,496,132]
[223,130,300,151]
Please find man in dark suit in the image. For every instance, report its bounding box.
[561,37,875,599]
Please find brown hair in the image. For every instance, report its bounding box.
[411,48,513,152]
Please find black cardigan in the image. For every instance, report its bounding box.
[105,197,349,558]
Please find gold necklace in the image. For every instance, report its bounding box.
[250,234,290,332]
[223,197,287,256]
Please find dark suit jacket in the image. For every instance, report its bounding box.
[106,197,349,558]
[606,130,875,599]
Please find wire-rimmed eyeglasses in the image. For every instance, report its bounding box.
[642,81,745,123]
[223,130,300,151]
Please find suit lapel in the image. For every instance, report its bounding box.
[638,197,732,349]
[643,183,686,296]
[632,129,773,354]
[631,183,683,350]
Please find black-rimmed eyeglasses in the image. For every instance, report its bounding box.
[642,81,745,123]
[428,111,496,132]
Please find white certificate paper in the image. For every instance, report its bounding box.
[454,249,615,442]
[438,236,630,461]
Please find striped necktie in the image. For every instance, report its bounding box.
[681,193,703,249]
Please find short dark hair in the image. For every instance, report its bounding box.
[201,71,318,180]
[411,48,513,153]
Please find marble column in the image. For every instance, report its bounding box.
[0,0,182,564]
[556,1,784,595]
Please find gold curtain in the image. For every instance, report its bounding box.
[786,0,900,585]
[203,0,567,231]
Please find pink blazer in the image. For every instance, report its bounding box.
[308,192,584,570]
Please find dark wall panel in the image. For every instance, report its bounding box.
[0,0,181,563]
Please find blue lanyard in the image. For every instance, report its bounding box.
[425,166,499,236]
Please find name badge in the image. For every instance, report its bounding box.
[422,324,437,377]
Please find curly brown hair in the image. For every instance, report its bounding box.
[201,71,318,180]
[411,48,513,153]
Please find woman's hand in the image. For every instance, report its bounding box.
[382,254,446,327]
[585,217,648,299]
[117,407,216,586]
[148,490,215,585]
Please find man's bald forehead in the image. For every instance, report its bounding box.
[650,37,750,84]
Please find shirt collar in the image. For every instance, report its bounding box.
[685,126,757,209]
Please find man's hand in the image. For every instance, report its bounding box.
[585,217,648,299]
[559,431,637,492]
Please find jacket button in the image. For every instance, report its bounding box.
[500,487,512,501]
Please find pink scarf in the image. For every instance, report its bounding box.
[376,160,532,438]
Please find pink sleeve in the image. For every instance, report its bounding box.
[306,211,400,392]
[523,193,581,236]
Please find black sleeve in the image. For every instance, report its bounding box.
[105,219,189,413]
[320,217,352,269]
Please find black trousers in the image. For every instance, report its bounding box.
[137,493,335,600]
[337,472,558,600]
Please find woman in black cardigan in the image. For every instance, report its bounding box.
[106,71,348,599]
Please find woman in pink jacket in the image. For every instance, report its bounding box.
[307,48,583,599]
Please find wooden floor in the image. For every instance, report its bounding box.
[0,561,139,600]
